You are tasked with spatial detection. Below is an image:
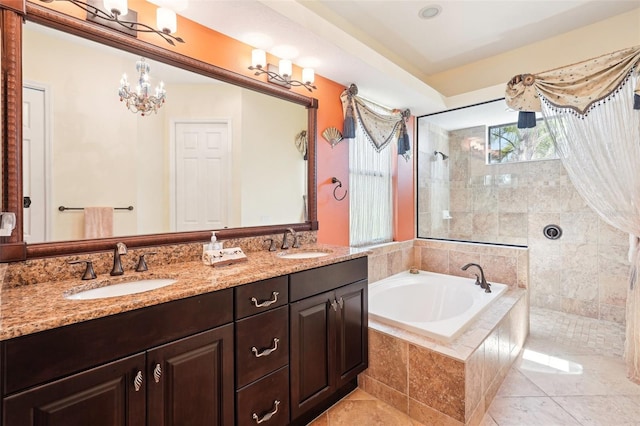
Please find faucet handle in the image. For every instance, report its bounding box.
[135,252,156,272]
[264,238,277,252]
[68,260,97,280]
[292,233,300,249]
[472,273,481,286]
[116,242,127,255]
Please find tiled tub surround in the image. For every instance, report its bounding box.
[361,288,528,425]
[361,239,529,425]
[0,233,371,340]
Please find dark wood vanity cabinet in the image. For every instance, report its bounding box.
[1,290,235,426]
[0,256,368,426]
[289,257,368,424]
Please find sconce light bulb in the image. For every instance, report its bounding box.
[251,49,266,69]
[302,67,315,84]
[156,7,177,34]
[279,59,292,78]
[103,0,128,16]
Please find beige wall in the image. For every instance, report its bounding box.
[427,8,640,97]
[240,90,308,226]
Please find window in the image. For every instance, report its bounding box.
[487,118,558,164]
[349,125,393,247]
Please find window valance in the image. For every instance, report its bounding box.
[341,84,411,159]
[505,45,640,127]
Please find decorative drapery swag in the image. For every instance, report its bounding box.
[505,45,640,127]
[341,84,412,160]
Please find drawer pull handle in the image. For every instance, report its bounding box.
[252,400,280,424]
[153,363,162,383]
[252,338,279,358]
[251,291,279,308]
[133,371,143,392]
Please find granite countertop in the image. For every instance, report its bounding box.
[0,245,368,341]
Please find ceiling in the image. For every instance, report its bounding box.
[170,0,639,115]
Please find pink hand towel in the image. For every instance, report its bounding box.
[84,207,114,239]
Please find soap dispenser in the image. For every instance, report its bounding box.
[210,231,223,250]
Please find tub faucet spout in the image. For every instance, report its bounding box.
[461,263,491,293]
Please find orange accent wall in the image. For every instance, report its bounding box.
[394,116,416,241]
[36,0,414,247]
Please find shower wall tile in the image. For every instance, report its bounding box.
[498,213,527,239]
[473,213,498,237]
[598,220,629,245]
[560,212,599,244]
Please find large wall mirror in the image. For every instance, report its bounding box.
[1,3,318,260]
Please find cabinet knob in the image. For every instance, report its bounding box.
[331,299,338,311]
[250,291,279,308]
[153,363,162,383]
[338,297,344,309]
[251,338,279,358]
[252,400,280,424]
[133,370,143,392]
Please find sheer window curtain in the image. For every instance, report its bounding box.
[349,123,393,247]
[505,46,640,383]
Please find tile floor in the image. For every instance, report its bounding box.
[309,307,640,425]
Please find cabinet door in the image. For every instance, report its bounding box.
[147,325,234,426]
[289,291,335,421]
[3,353,145,426]
[335,280,369,388]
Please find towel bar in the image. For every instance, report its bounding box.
[58,206,134,211]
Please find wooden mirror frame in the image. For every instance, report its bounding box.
[0,3,318,261]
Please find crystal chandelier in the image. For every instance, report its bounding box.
[118,58,166,116]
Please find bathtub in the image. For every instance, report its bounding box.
[368,270,508,341]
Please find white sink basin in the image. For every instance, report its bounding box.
[66,278,177,300]
[277,251,330,259]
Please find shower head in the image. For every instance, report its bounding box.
[434,150,449,160]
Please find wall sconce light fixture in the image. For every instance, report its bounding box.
[40,0,185,45]
[119,58,166,116]
[249,49,316,92]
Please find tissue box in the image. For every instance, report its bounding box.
[203,247,248,267]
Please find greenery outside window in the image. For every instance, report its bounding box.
[487,118,559,164]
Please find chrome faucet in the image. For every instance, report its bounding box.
[281,228,300,250]
[110,242,128,276]
[461,263,491,293]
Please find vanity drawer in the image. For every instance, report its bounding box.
[235,276,288,319]
[235,306,289,388]
[290,257,368,302]
[236,366,289,426]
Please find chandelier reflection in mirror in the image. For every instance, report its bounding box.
[119,58,166,116]
[39,0,185,45]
